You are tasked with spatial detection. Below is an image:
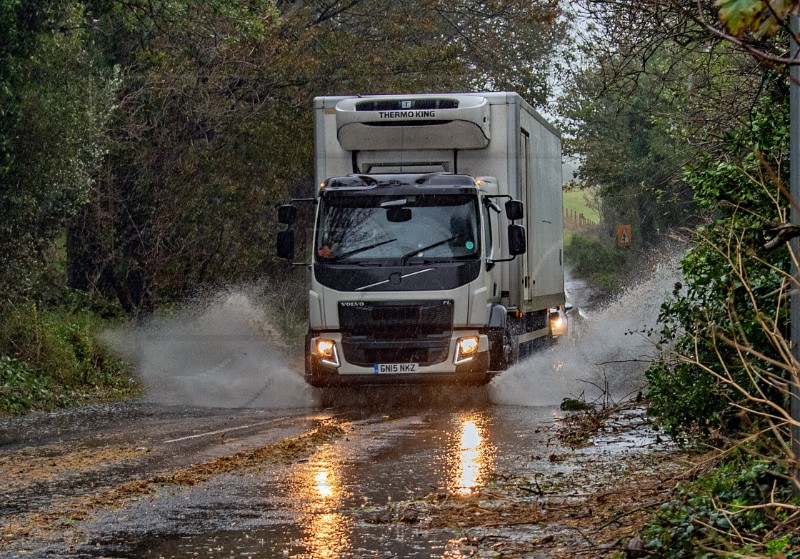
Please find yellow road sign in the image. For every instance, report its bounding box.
[616,224,632,248]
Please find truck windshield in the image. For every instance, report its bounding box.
[316,193,480,264]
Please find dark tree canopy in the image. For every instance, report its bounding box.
[1,0,568,316]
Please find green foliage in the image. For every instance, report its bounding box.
[560,5,784,253]
[0,1,117,303]
[564,232,631,293]
[716,0,797,37]
[645,94,790,440]
[642,453,800,557]
[0,300,138,415]
[559,46,697,247]
[560,397,593,411]
[0,356,44,415]
[63,0,568,318]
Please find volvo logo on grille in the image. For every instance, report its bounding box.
[340,301,365,307]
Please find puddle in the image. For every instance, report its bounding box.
[3,256,687,558]
[74,405,676,559]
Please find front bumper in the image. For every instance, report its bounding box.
[304,332,492,387]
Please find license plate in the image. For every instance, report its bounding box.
[373,363,417,374]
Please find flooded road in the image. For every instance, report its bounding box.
[1,267,686,558]
[0,386,682,559]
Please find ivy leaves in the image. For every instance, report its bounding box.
[645,95,791,440]
[716,0,798,37]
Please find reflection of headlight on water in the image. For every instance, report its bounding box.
[296,463,353,558]
[449,417,494,495]
[315,469,334,498]
[461,421,480,448]
[457,422,481,495]
[304,512,352,559]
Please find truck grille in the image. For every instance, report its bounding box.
[339,301,453,336]
[338,301,453,367]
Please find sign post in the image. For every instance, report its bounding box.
[790,14,800,493]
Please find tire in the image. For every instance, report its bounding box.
[508,330,520,365]
[490,327,517,371]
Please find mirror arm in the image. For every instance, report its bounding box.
[490,255,518,263]
[484,194,512,204]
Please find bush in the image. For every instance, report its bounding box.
[645,97,791,441]
[0,300,139,415]
[565,231,632,293]
[0,356,46,415]
[642,452,800,557]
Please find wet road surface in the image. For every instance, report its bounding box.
[0,266,687,557]
[0,384,678,559]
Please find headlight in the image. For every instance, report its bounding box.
[315,338,340,367]
[548,310,568,337]
[454,336,480,365]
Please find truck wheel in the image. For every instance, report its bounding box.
[489,329,503,371]
[490,328,517,371]
[507,330,519,366]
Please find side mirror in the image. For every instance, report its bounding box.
[508,224,526,255]
[278,204,297,225]
[505,200,524,221]
[276,230,295,260]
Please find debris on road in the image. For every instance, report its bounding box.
[367,406,703,557]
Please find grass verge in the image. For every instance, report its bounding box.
[0,298,140,415]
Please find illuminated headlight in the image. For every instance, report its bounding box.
[454,336,480,365]
[315,338,340,367]
[548,309,568,337]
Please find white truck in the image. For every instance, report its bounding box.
[277,92,566,386]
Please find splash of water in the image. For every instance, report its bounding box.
[101,257,680,410]
[490,259,681,407]
[101,289,316,409]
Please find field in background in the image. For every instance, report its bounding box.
[563,190,599,221]
[563,189,600,245]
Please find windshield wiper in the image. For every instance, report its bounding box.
[330,238,397,261]
[400,234,465,265]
